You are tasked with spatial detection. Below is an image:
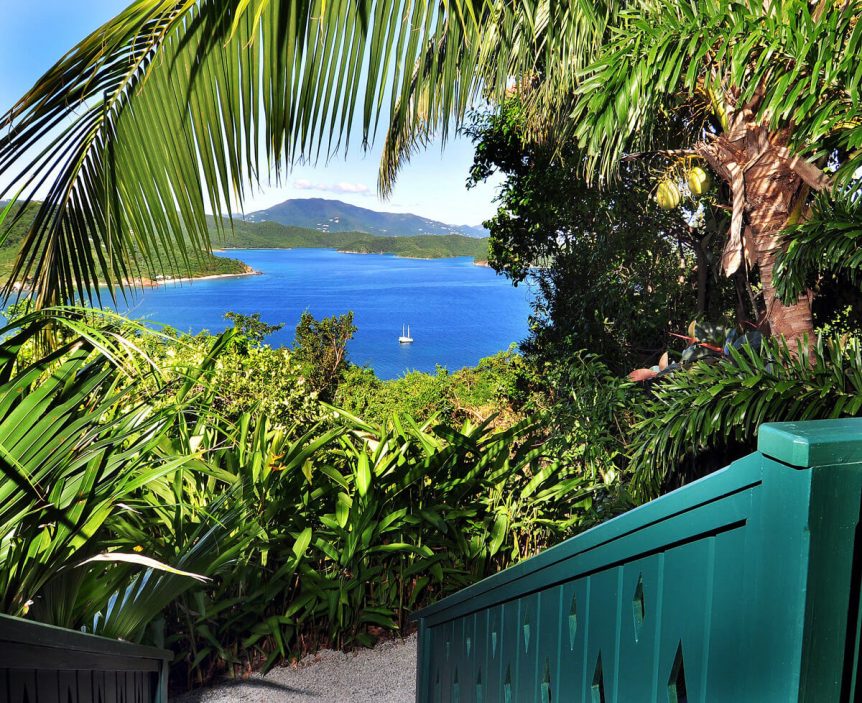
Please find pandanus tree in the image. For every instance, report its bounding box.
[1,0,860,350]
[560,0,861,345]
[380,0,862,346]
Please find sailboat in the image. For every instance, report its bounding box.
[399,324,414,344]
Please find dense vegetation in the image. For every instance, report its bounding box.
[0,0,861,695]
[212,217,489,260]
[0,305,602,689]
[0,202,251,282]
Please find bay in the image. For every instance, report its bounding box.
[116,248,532,379]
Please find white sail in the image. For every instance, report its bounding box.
[399,323,414,344]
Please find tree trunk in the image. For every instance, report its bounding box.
[698,123,815,348]
[742,135,814,346]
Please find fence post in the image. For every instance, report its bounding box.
[758,418,862,701]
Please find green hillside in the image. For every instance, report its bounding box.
[210,217,489,259]
[240,197,488,238]
[337,234,489,258]
[0,204,489,287]
[0,203,251,283]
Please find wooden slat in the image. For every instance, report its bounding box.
[0,643,159,672]
[0,615,171,662]
[36,670,60,703]
[7,669,37,703]
[77,671,94,703]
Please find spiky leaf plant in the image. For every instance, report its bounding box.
[630,335,862,500]
[0,306,242,640]
[775,187,862,302]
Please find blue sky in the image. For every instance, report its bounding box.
[0,1,501,226]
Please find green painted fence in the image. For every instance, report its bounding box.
[0,614,172,702]
[414,419,862,702]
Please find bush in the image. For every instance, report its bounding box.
[0,309,604,690]
[335,351,525,427]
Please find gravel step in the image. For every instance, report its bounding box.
[173,634,417,703]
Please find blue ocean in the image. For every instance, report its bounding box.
[116,249,532,379]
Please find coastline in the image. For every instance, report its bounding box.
[339,250,436,260]
[9,268,261,294]
[143,268,260,286]
[214,246,482,263]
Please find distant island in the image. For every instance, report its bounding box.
[211,217,489,260]
[242,197,488,238]
[0,198,490,286]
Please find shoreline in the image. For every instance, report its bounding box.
[216,246,477,262]
[9,268,261,294]
[144,268,260,286]
[338,250,437,260]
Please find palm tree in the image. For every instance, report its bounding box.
[382,0,861,346]
[1,0,859,348]
[554,0,861,346]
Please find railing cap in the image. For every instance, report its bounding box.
[0,613,173,661]
[758,418,862,468]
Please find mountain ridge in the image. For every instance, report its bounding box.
[243,198,488,238]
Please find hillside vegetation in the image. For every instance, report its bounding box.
[0,204,488,287]
[211,217,489,259]
[0,203,251,282]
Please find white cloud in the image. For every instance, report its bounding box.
[293,179,371,195]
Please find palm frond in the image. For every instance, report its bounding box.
[563,0,861,182]
[775,186,862,301]
[0,0,487,306]
[378,0,616,195]
[630,334,862,500]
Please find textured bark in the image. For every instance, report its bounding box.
[744,144,815,346]
[696,119,815,347]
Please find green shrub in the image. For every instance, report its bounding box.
[630,334,862,500]
[0,308,603,690]
[335,351,525,426]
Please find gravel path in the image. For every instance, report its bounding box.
[173,634,417,703]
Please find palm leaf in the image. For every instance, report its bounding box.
[775,187,862,301]
[0,0,492,307]
[630,334,862,500]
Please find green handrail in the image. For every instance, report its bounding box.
[414,419,862,702]
[0,613,172,702]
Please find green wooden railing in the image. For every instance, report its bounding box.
[0,614,172,702]
[414,419,862,702]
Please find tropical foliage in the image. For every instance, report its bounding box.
[0,306,605,688]
[336,351,524,426]
[465,99,739,373]
[631,334,862,498]
[385,0,862,343]
[776,187,862,306]
[2,0,862,693]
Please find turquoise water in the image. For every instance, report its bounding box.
[117,248,532,379]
